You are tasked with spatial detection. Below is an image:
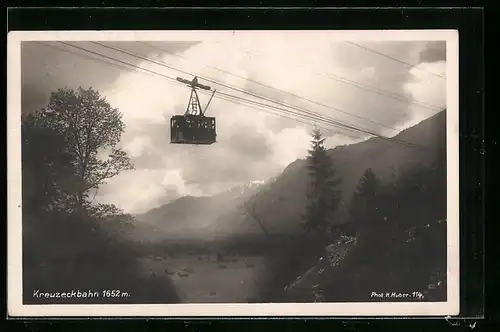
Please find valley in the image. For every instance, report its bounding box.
[138,252,265,303]
[27,110,447,304]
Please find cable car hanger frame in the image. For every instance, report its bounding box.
[176,76,216,117]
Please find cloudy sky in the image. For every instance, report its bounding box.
[21,33,447,213]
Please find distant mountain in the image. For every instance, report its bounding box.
[225,180,268,199]
[130,110,447,240]
[129,179,270,241]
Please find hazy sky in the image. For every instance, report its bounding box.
[21,33,447,213]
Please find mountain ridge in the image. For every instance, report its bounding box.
[130,110,447,241]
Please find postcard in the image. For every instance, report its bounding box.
[7,29,459,317]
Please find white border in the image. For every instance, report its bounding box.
[7,30,459,317]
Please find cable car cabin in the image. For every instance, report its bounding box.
[171,76,217,145]
[170,114,216,145]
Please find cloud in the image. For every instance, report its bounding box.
[419,41,446,63]
[97,168,187,213]
[22,35,447,213]
[399,61,447,130]
[225,125,273,160]
[21,41,198,114]
[126,135,153,158]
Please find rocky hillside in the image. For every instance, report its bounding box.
[130,110,447,239]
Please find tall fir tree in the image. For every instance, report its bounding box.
[349,168,384,248]
[349,168,381,223]
[304,128,341,234]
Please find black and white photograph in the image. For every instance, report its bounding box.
[8,30,459,317]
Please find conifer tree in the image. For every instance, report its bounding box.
[350,168,381,220]
[304,128,341,234]
[349,168,383,246]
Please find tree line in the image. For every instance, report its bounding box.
[305,126,446,245]
[258,123,447,302]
